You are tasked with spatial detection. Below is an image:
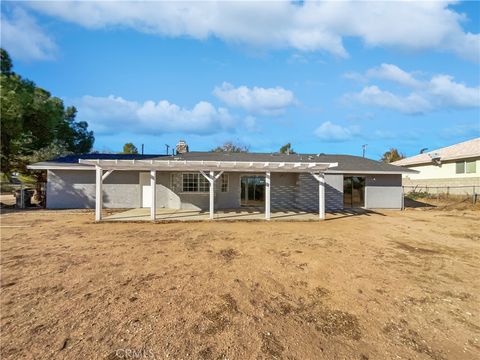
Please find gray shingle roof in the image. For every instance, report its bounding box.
[29,151,415,174]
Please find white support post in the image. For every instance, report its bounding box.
[265,171,271,220]
[209,171,215,220]
[318,173,325,220]
[310,172,325,220]
[199,170,224,220]
[95,166,103,221]
[150,170,156,221]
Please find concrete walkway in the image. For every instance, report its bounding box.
[103,208,327,222]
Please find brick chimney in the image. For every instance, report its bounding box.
[176,140,189,154]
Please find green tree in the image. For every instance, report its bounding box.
[381,148,405,163]
[0,48,94,177]
[1,48,13,75]
[211,141,249,153]
[279,143,296,154]
[122,143,138,154]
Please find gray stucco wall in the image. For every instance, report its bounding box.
[47,170,141,209]
[365,174,402,209]
[165,172,241,210]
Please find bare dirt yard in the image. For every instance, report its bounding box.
[1,207,479,359]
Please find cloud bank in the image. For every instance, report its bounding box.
[345,64,480,114]
[75,95,234,135]
[23,1,480,62]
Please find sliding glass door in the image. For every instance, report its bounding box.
[343,176,365,208]
[240,176,265,206]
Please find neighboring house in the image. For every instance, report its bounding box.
[392,138,480,195]
[28,141,415,221]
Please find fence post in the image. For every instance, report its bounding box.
[20,182,24,209]
[474,186,477,205]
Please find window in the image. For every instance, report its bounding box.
[456,160,477,174]
[221,174,229,192]
[182,173,209,192]
[466,161,477,174]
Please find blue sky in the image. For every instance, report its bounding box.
[1,1,479,159]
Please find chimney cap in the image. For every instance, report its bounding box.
[176,139,189,154]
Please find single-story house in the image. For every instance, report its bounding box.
[392,138,480,195]
[28,141,415,221]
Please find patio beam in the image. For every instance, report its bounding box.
[150,170,156,221]
[102,169,114,181]
[95,166,103,221]
[265,171,271,220]
[310,172,326,220]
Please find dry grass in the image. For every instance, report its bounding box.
[1,207,479,359]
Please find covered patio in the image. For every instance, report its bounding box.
[79,158,338,222]
[103,208,329,222]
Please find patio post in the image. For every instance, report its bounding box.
[265,171,271,220]
[318,173,325,220]
[200,170,224,220]
[150,170,156,221]
[209,171,215,220]
[310,172,325,220]
[95,166,103,221]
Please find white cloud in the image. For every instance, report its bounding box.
[314,121,359,142]
[349,86,433,114]
[366,64,423,88]
[24,1,480,62]
[345,64,480,114]
[428,75,480,108]
[213,82,296,116]
[1,7,57,61]
[75,95,234,135]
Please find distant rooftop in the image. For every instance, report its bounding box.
[392,138,480,166]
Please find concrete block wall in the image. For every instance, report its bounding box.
[295,173,343,212]
[271,173,297,210]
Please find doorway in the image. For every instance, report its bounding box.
[343,176,365,208]
[139,172,151,208]
[240,176,265,207]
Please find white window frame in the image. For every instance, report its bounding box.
[456,160,477,174]
[466,160,477,174]
[220,173,229,193]
[181,173,209,193]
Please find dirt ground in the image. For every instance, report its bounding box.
[1,207,479,360]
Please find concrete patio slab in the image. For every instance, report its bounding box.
[103,208,328,222]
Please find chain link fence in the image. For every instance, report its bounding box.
[0,181,46,209]
[403,185,478,209]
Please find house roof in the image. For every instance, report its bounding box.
[28,152,415,174]
[392,138,480,167]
